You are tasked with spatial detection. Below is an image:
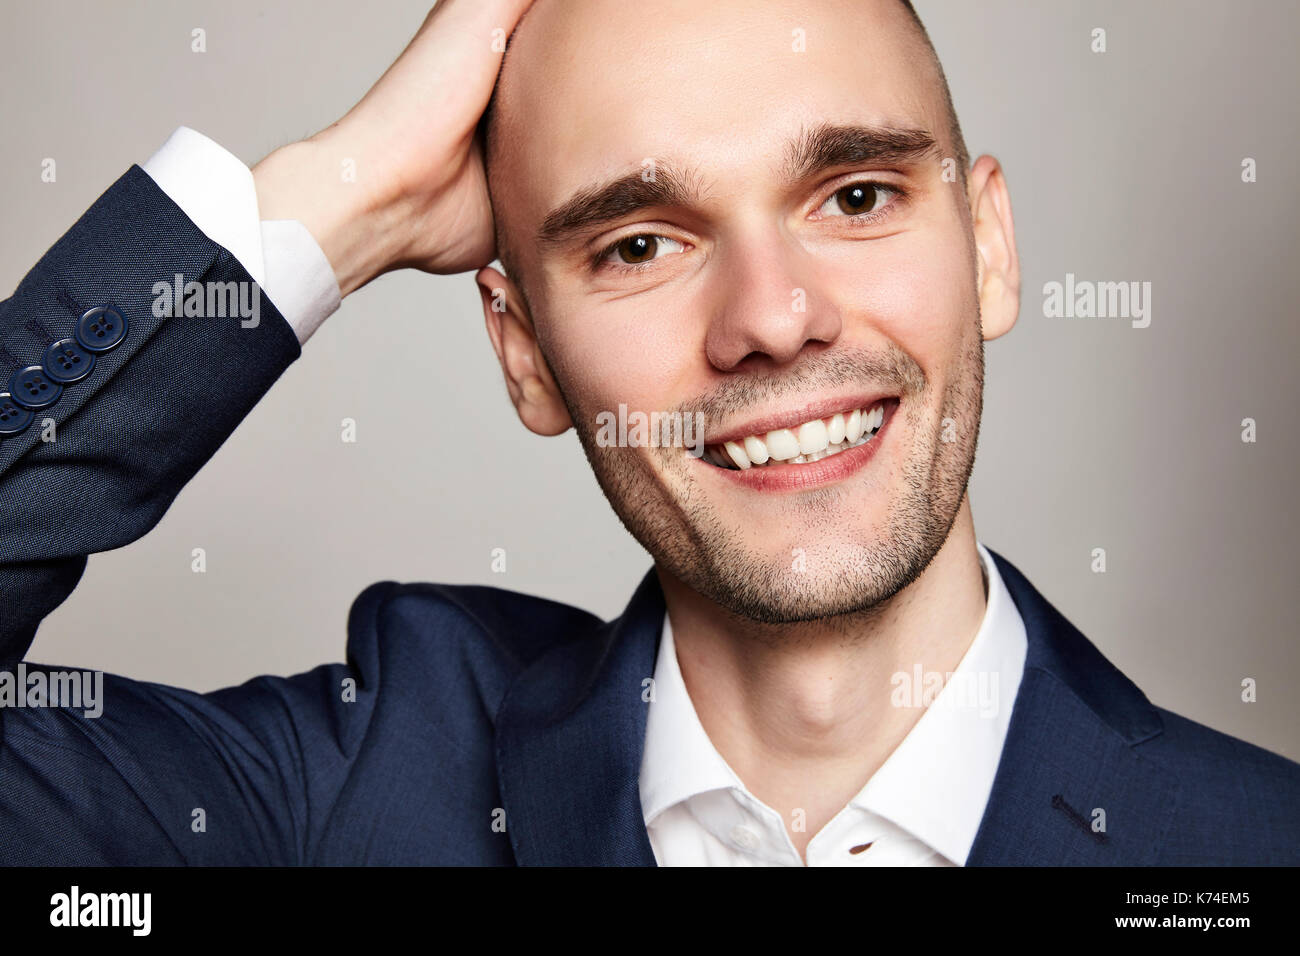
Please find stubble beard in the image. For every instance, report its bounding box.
[553,323,985,631]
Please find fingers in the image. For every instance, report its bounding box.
[431,0,537,34]
[424,0,537,70]
[378,0,538,129]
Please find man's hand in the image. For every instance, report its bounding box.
[252,0,535,297]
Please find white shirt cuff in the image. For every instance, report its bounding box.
[142,126,341,344]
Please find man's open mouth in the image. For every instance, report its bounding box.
[700,399,895,470]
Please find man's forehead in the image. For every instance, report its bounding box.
[494,0,941,212]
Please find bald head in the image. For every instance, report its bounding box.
[479,0,969,297]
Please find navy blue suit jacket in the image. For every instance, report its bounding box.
[1,169,1297,865]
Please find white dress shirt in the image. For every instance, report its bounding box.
[142,127,340,345]
[640,542,1028,866]
[139,132,1029,867]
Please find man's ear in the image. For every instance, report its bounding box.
[474,266,573,436]
[966,155,1021,342]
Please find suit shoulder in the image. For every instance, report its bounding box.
[1142,706,1300,859]
[348,578,604,676]
[1149,707,1300,787]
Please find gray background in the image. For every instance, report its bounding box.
[2,1,1296,759]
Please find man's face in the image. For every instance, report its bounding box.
[487,0,991,624]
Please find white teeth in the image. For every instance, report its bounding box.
[827,412,846,445]
[845,408,863,443]
[706,402,887,470]
[796,419,829,455]
[723,440,751,470]
[765,428,800,461]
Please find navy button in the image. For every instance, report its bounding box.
[0,392,35,436]
[10,365,63,409]
[42,337,96,384]
[75,305,127,353]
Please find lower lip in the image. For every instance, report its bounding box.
[697,401,897,492]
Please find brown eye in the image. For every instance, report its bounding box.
[617,234,659,263]
[835,182,883,215]
[598,233,686,271]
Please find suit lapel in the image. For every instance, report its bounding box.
[495,570,664,865]
[496,551,1181,866]
[967,552,1180,865]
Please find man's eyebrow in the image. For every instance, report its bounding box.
[536,123,938,250]
[783,122,939,182]
[537,165,704,249]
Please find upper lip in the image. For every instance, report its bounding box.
[702,393,896,446]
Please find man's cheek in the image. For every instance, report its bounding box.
[868,260,976,372]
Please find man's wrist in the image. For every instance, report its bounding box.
[252,131,404,298]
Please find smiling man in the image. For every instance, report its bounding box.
[470,0,1013,865]
[0,0,1297,867]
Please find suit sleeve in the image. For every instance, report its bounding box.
[0,166,388,864]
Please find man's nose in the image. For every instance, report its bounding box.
[703,235,843,373]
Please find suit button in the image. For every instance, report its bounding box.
[75,305,127,353]
[9,365,62,409]
[0,392,35,436]
[42,337,96,384]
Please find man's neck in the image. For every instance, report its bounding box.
[656,496,987,859]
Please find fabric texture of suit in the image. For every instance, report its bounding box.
[1,169,1297,865]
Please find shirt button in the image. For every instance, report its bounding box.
[729,825,761,852]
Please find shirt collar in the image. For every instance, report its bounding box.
[637,541,1028,864]
[638,604,744,826]
[849,541,1027,863]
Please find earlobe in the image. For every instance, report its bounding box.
[474,266,573,437]
[967,155,1021,342]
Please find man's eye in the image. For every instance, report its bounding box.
[818,181,898,218]
[599,234,685,269]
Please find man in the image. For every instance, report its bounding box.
[0,0,1296,866]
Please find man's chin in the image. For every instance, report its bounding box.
[680,540,926,627]
[696,580,901,627]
